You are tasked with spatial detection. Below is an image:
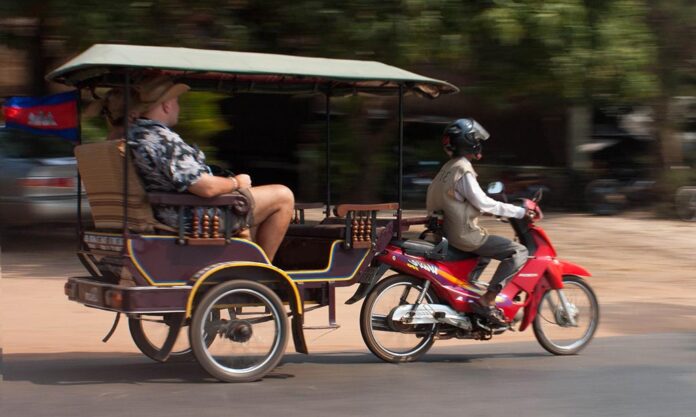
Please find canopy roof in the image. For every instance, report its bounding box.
[47,44,459,99]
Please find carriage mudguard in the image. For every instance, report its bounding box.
[185,262,308,354]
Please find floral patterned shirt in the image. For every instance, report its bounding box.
[128,118,209,228]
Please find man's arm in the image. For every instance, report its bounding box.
[455,173,526,219]
[188,173,251,198]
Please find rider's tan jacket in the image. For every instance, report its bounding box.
[426,157,488,251]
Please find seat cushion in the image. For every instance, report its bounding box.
[393,239,479,260]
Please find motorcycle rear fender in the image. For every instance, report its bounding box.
[345,262,391,304]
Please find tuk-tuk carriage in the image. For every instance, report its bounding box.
[47,44,458,382]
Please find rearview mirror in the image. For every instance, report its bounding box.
[487,181,504,195]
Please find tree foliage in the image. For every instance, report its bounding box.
[1,0,668,104]
[2,0,693,167]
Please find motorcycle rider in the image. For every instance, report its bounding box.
[426,118,531,326]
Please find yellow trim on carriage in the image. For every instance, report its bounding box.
[185,262,303,317]
[127,239,186,287]
[288,240,370,282]
[126,236,271,286]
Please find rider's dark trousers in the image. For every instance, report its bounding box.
[473,235,528,293]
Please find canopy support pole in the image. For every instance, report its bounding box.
[397,84,404,239]
[122,72,131,240]
[76,89,83,249]
[324,90,331,218]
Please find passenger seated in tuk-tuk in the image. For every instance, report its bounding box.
[127,75,294,261]
[86,87,142,141]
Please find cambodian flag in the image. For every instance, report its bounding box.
[2,90,79,141]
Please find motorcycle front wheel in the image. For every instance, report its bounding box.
[533,275,599,355]
[360,274,438,363]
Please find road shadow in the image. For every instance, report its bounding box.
[3,348,547,385]
[280,350,546,365]
[2,352,213,385]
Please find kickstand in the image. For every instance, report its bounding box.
[102,313,121,343]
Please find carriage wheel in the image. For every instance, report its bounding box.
[129,311,218,362]
[190,280,288,382]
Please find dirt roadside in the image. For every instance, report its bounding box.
[1,212,694,355]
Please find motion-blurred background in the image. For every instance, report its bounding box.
[1,0,695,227]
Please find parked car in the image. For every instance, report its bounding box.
[0,126,89,228]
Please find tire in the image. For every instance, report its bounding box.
[675,186,696,221]
[585,179,625,215]
[360,274,438,363]
[190,280,288,382]
[533,275,599,355]
[129,311,218,363]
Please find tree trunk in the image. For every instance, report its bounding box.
[653,96,683,168]
[566,105,592,170]
[27,16,48,96]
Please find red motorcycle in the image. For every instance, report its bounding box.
[359,183,599,362]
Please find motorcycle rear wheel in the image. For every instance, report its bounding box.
[360,274,438,363]
[533,275,599,355]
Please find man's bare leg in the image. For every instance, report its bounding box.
[248,184,294,261]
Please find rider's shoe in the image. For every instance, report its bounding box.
[470,301,507,327]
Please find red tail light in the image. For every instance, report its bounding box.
[17,177,75,188]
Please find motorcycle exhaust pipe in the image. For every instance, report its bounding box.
[391,303,473,330]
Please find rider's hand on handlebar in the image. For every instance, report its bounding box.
[525,209,536,221]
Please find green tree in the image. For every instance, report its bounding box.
[3,0,691,169]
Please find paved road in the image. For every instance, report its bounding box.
[3,333,695,417]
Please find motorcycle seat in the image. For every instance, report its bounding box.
[393,239,478,261]
[445,245,479,261]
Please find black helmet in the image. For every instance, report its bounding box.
[442,118,490,156]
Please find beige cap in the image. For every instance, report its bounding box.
[134,75,190,113]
